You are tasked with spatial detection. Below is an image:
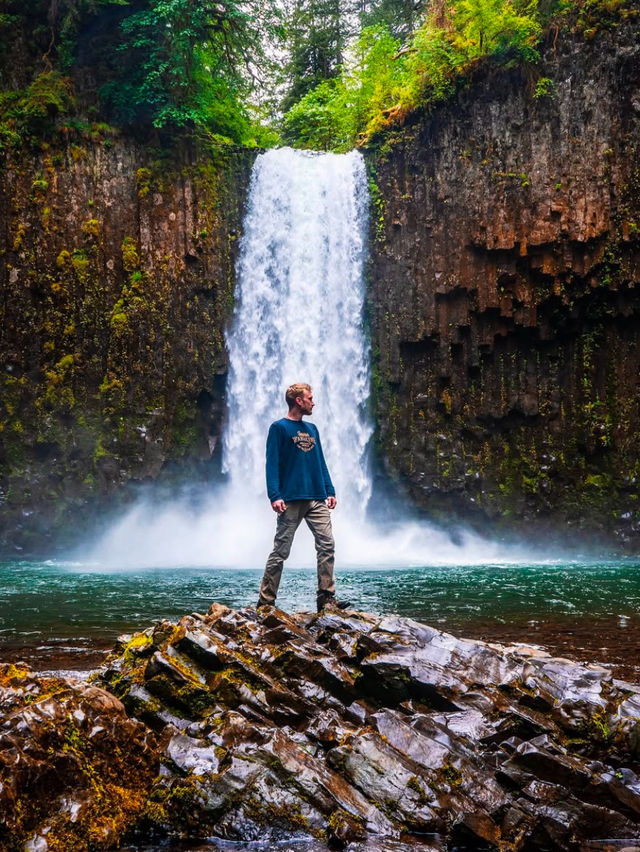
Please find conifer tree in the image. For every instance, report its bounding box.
[357,0,422,40]
[281,0,351,112]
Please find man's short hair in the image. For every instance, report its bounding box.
[285,383,311,408]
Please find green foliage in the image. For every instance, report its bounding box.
[534,75,555,97]
[86,0,257,140]
[0,0,283,145]
[358,0,419,40]
[347,26,409,142]
[0,0,633,150]
[96,0,245,138]
[450,0,541,61]
[56,0,131,71]
[281,0,351,113]
[247,112,281,148]
[0,71,75,149]
[281,0,545,150]
[282,25,406,151]
[282,81,347,150]
[576,0,637,38]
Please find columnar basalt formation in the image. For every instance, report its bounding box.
[367,19,640,544]
[2,21,640,553]
[0,140,255,551]
[3,606,640,850]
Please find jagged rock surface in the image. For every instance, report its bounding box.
[88,605,640,851]
[0,663,158,851]
[3,607,640,850]
[367,17,640,543]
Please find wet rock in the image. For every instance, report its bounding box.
[326,807,368,845]
[5,608,640,849]
[108,606,640,847]
[166,733,221,775]
[367,17,640,544]
[0,662,158,851]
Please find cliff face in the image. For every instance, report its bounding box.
[367,19,640,545]
[0,139,255,551]
[2,19,640,554]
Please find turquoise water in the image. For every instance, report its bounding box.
[1,559,639,675]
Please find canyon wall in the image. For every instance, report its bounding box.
[2,17,640,553]
[0,139,255,551]
[367,17,640,546]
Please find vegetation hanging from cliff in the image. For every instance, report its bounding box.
[0,70,76,150]
[0,0,283,146]
[280,0,636,151]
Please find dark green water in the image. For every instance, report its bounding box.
[1,559,639,676]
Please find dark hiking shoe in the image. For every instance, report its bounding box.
[317,594,351,612]
[256,597,273,608]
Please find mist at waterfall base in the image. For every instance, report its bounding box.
[88,147,535,572]
[87,489,519,570]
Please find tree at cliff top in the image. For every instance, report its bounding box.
[278,0,419,119]
[280,0,633,150]
[0,0,284,145]
[279,0,352,113]
[357,0,423,39]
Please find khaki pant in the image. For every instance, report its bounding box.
[260,500,335,604]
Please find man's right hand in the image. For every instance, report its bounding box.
[271,499,287,514]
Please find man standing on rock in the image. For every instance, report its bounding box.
[257,383,350,612]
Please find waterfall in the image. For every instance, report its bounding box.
[89,149,519,569]
[224,148,372,514]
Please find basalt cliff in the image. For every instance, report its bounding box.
[1,17,640,550]
[367,15,640,545]
[0,141,255,552]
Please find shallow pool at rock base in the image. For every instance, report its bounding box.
[121,838,448,851]
[121,838,451,851]
[0,559,639,679]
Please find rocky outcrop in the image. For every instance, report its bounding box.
[0,138,255,552]
[367,16,640,545]
[5,606,640,850]
[0,662,158,850]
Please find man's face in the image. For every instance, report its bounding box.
[296,390,314,416]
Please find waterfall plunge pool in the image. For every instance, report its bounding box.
[1,558,638,680]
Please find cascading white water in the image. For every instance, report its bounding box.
[224,148,372,513]
[89,148,526,569]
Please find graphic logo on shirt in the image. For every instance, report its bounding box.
[292,431,316,452]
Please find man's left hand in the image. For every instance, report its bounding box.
[327,496,337,509]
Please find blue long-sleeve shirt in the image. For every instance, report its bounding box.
[266,418,335,503]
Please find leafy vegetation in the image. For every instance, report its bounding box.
[0,71,76,150]
[96,0,284,141]
[281,0,349,112]
[280,0,636,151]
[0,0,635,151]
[0,0,283,147]
[283,0,544,150]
